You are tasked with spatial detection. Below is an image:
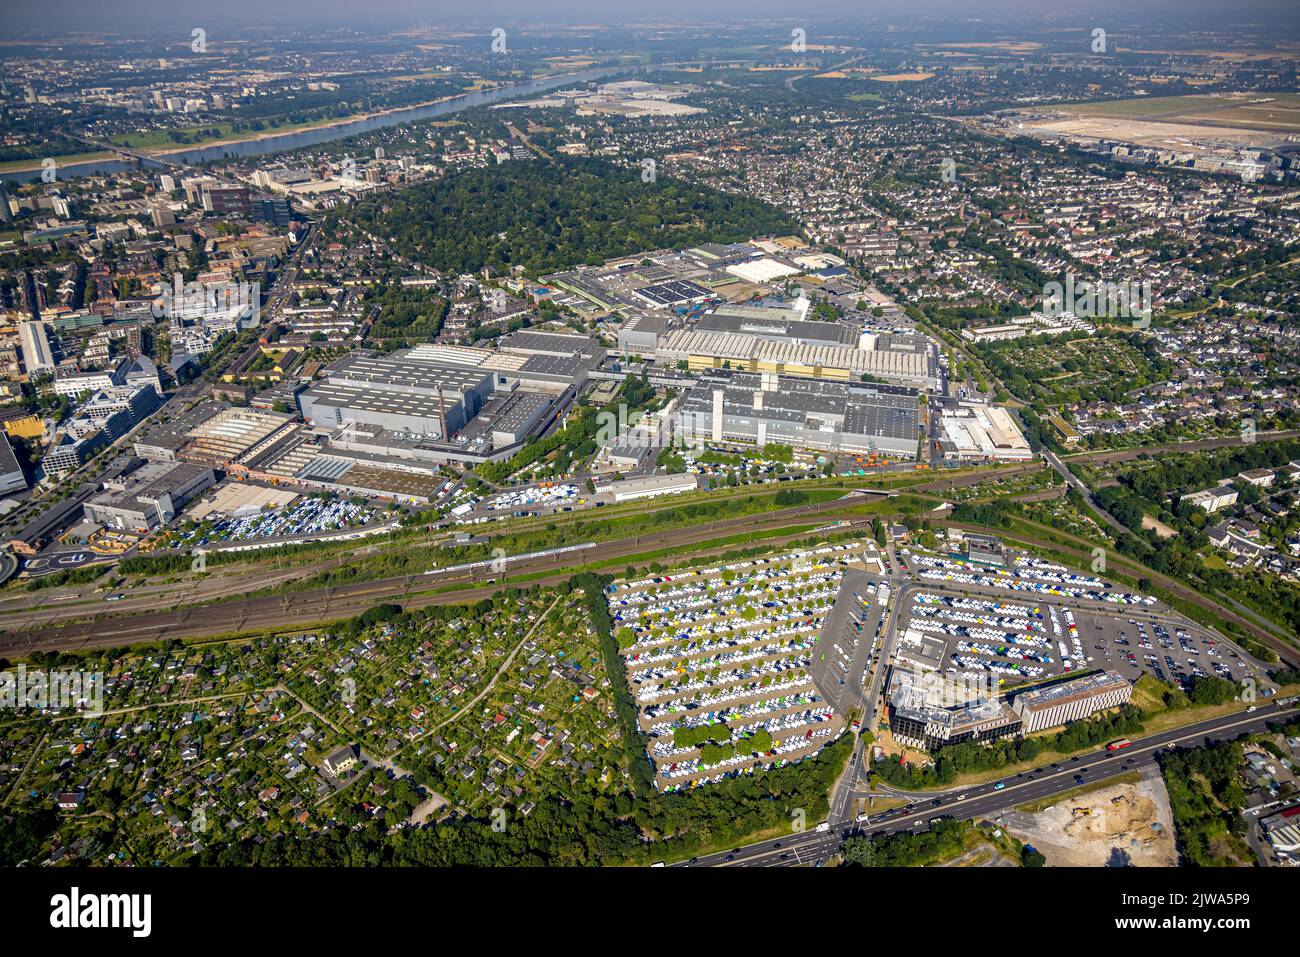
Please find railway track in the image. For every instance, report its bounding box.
[0,501,877,654]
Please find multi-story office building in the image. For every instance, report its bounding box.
[889,699,1023,751]
[150,202,176,228]
[1183,485,1239,513]
[42,431,107,479]
[202,185,251,217]
[78,384,162,436]
[182,176,217,205]
[1012,671,1133,733]
[888,669,1023,751]
[66,407,132,444]
[256,197,294,227]
[84,461,216,533]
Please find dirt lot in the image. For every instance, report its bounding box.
[1141,515,1178,539]
[939,842,1018,867]
[998,771,1178,867]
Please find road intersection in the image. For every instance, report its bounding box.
[675,700,1294,866]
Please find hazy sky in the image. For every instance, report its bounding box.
[4,0,1298,33]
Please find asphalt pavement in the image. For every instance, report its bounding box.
[674,700,1293,867]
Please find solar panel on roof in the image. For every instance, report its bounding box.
[298,457,353,480]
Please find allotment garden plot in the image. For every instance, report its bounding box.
[608,544,856,791]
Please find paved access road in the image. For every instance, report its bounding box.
[674,701,1294,867]
[1044,450,1129,538]
[825,576,914,827]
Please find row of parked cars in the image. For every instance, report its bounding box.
[635,656,814,707]
[614,572,842,653]
[908,552,1155,606]
[483,483,579,512]
[611,546,859,789]
[1097,614,1254,687]
[185,496,379,545]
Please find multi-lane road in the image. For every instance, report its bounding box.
[676,700,1295,866]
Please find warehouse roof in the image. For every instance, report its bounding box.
[659,329,930,381]
[325,352,492,394]
[694,312,857,346]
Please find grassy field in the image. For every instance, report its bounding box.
[109,114,365,154]
[871,72,936,82]
[1062,92,1300,131]
[1066,94,1239,117]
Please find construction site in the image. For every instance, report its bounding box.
[996,771,1178,867]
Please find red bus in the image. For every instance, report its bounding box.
[1106,739,1133,752]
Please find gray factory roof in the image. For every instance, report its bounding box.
[698,311,858,347]
[680,372,919,441]
[0,432,22,476]
[843,403,919,441]
[325,351,491,394]
[134,403,226,453]
[517,353,593,381]
[620,313,670,336]
[306,383,463,418]
[659,329,931,380]
[689,242,757,262]
[633,279,713,307]
[488,391,552,433]
[91,462,212,509]
[875,333,929,354]
[498,330,604,359]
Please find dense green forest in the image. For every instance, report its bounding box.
[842,816,967,867]
[365,283,448,341]
[335,156,798,276]
[1159,740,1249,866]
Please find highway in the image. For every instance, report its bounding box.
[676,700,1296,866]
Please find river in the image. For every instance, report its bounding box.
[8,65,632,183]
